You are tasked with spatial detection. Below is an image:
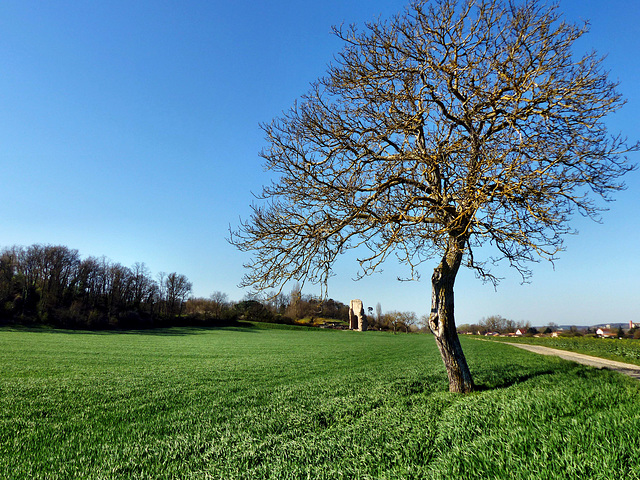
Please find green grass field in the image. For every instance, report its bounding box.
[491,334,640,366]
[2,324,640,479]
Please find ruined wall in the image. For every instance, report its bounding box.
[349,299,367,331]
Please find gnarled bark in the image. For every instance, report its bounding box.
[429,236,475,393]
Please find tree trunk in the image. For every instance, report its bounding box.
[429,236,475,393]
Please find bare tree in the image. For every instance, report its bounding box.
[165,272,192,316]
[383,310,417,334]
[285,282,303,319]
[130,262,154,310]
[402,311,419,333]
[156,271,167,315]
[106,263,132,316]
[384,311,401,335]
[231,0,637,392]
[210,290,230,318]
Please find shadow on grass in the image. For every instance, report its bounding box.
[460,336,587,392]
[473,368,562,391]
[472,357,600,392]
[0,320,262,336]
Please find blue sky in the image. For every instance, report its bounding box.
[1,0,638,326]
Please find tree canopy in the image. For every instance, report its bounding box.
[232,0,637,392]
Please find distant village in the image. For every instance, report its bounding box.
[459,320,640,339]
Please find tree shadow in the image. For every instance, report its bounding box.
[473,368,561,391]
[471,358,599,392]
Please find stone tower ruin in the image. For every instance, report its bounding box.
[349,299,367,331]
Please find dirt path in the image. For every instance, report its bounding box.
[502,342,640,380]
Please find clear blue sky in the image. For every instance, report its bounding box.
[1,0,638,326]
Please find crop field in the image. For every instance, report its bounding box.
[2,324,640,479]
[491,335,640,367]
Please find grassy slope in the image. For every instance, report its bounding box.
[1,324,639,479]
[490,335,640,367]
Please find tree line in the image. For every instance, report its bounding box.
[0,244,195,328]
[0,243,433,332]
[457,315,534,335]
[0,244,361,329]
[458,316,582,336]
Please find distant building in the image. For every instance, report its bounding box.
[596,328,615,338]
